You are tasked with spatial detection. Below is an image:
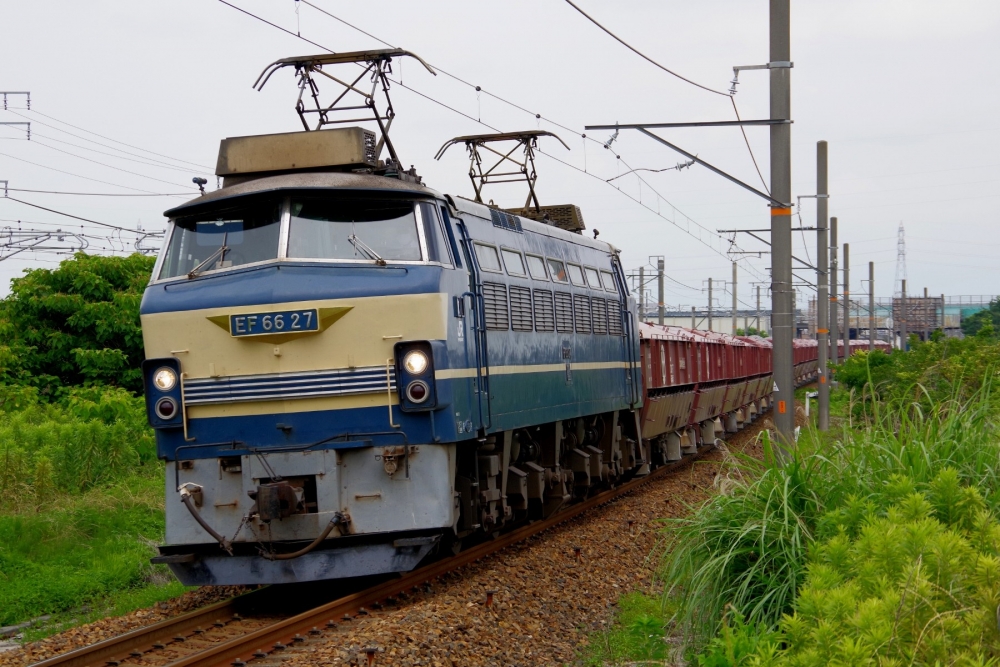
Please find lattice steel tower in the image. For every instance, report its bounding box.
[894,222,907,297]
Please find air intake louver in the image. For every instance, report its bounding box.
[509,286,533,331]
[482,282,510,330]
[573,294,592,334]
[591,297,608,335]
[554,292,574,333]
[489,208,523,233]
[608,299,624,336]
[533,289,555,332]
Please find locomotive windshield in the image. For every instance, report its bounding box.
[287,198,421,262]
[158,200,282,279]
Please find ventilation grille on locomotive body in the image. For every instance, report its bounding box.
[509,286,533,332]
[573,294,592,334]
[482,281,510,330]
[554,292,574,333]
[591,298,608,335]
[533,289,555,332]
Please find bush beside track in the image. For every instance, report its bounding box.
[0,254,185,636]
[589,333,1000,665]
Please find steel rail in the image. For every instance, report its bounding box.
[161,447,713,667]
[29,592,265,667]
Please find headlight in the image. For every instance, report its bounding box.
[403,350,429,375]
[155,397,178,420]
[152,367,178,392]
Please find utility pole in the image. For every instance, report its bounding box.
[708,278,714,332]
[868,261,875,351]
[843,243,850,353]
[816,141,830,431]
[830,217,839,365]
[732,262,738,335]
[691,306,696,329]
[756,285,761,334]
[638,266,645,320]
[769,0,795,443]
[941,293,945,334]
[657,258,665,325]
[901,279,908,350]
[923,287,929,342]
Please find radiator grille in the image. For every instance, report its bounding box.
[591,297,608,335]
[184,366,393,405]
[573,294,592,334]
[554,291,574,333]
[608,299,624,336]
[482,282,509,330]
[489,208,523,233]
[509,285,533,331]
[533,289,555,332]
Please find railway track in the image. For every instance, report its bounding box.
[29,437,726,667]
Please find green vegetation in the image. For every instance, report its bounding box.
[960,297,1000,338]
[0,254,184,636]
[736,327,768,337]
[581,592,674,665]
[593,335,1000,665]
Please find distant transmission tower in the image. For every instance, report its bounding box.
[894,222,907,297]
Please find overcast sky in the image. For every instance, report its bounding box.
[1,0,997,312]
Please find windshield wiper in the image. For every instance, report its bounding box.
[188,233,230,279]
[348,234,386,266]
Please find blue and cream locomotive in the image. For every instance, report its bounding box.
[141,120,647,584]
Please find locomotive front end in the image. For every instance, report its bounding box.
[141,129,466,585]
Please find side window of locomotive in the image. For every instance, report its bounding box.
[584,266,602,290]
[439,207,462,268]
[525,254,548,280]
[287,199,421,262]
[417,202,453,266]
[567,263,586,287]
[600,270,617,293]
[546,258,569,283]
[159,200,282,279]
[501,248,527,276]
[474,242,503,273]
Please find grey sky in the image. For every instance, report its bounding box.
[1,0,997,310]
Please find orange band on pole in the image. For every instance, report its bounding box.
[817,328,829,334]
[778,400,787,414]
[770,207,792,216]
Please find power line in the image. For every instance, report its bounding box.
[217,0,767,281]
[12,109,212,171]
[2,196,162,233]
[0,151,172,194]
[5,188,189,197]
[560,0,730,97]
[27,139,196,189]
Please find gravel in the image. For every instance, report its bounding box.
[2,420,772,667]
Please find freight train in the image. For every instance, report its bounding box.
[140,52,889,586]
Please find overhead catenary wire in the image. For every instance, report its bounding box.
[560,0,730,97]
[10,109,213,171]
[5,188,190,197]
[23,139,197,190]
[242,0,769,281]
[2,196,164,234]
[0,150,176,194]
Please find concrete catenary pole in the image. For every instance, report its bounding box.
[941,293,945,334]
[869,261,875,351]
[901,279,908,350]
[708,278,713,332]
[657,258,665,325]
[924,287,929,342]
[732,262,738,335]
[769,0,795,443]
[638,265,645,321]
[691,306,696,330]
[843,243,850,354]
[816,141,830,431]
[830,217,839,365]
[756,285,761,334]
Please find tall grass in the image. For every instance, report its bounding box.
[660,371,1000,650]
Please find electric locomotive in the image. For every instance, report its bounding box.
[141,51,647,585]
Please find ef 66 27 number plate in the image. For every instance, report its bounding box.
[230,309,319,337]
